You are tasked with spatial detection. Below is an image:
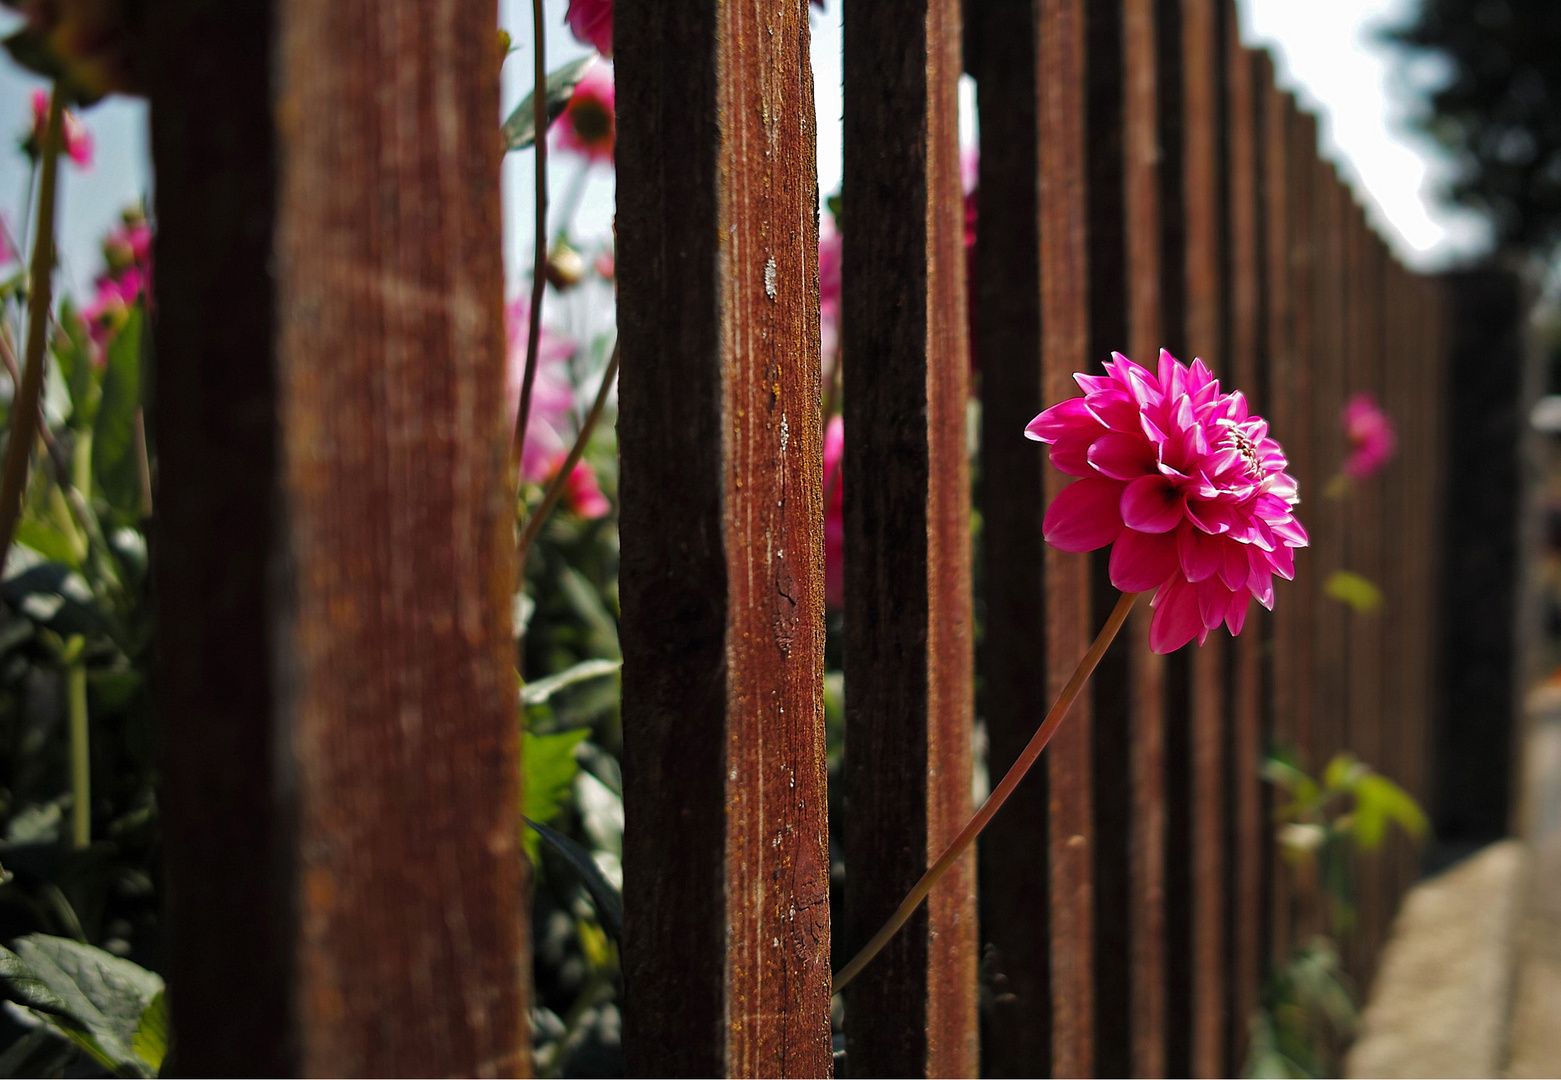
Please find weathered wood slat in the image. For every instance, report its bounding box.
[146,1,292,1070]
[1179,1,1230,1072]
[1038,0,1099,1071]
[617,2,832,1073]
[1224,26,1266,1068]
[163,0,529,1072]
[842,0,977,1073]
[1124,0,1169,1074]
[970,0,1052,1072]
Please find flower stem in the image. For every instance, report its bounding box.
[831,588,1141,996]
[0,85,64,570]
[516,340,619,568]
[509,0,551,490]
[66,639,89,849]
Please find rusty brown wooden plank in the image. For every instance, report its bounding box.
[1224,26,1265,1068]
[841,0,977,1074]
[969,0,1055,1073]
[617,3,832,1074]
[148,0,526,1072]
[145,1,291,1070]
[1180,0,1230,1072]
[1037,0,1098,1072]
[1125,0,1168,1074]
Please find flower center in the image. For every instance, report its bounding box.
[1226,428,1264,478]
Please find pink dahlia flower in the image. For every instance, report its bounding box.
[819,216,842,361]
[1026,349,1308,653]
[1341,392,1396,481]
[565,0,612,56]
[28,89,92,168]
[505,298,610,520]
[554,62,615,164]
[823,414,844,609]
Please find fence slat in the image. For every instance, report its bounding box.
[153,3,528,1073]
[1123,0,1169,1074]
[1178,1,1230,1072]
[970,0,1052,1071]
[146,3,292,1070]
[842,0,978,1073]
[1224,27,1266,1069]
[617,3,832,1073]
[1037,0,1099,1071]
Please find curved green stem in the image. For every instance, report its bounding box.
[831,589,1141,996]
[516,340,619,569]
[0,85,64,571]
[66,638,89,850]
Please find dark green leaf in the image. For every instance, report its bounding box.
[0,945,71,1018]
[525,816,623,941]
[502,56,595,152]
[130,991,167,1074]
[10,934,164,1077]
[52,301,95,426]
[1,30,107,107]
[15,519,80,568]
[0,1027,77,1079]
[92,308,143,520]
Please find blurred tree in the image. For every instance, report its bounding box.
[1386,0,1561,255]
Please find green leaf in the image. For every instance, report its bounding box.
[502,56,596,152]
[521,657,620,706]
[9,934,165,1078]
[130,991,167,1073]
[521,728,589,862]
[15,519,80,568]
[92,307,143,520]
[1351,773,1429,851]
[0,946,72,1018]
[1322,753,1357,793]
[0,1027,77,1078]
[52,301,95,426]
[1,30,107,107]
[1324,569,1382,613]
[525,816,623,941]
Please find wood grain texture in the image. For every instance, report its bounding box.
[617,1,831,1074]
[1124,1,1169,1073]
[1038,0,1097,1072]
[970,0,1052,1072]
[842,0,977,1073]
[271,1,525,1073]
[1224,26,1265,1068]
[144,1,291,1071]
[1180,0,1229,1072]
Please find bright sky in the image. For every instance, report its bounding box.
[0,0,1493,303]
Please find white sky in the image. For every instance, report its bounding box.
[0,0,1492,302]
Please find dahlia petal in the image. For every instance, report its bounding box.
[1043,477,1128,552]
[1088,432,1159,481]
[1197,577,1234,630]
[1219,538,1250,591]
[1225,591,1251,636]
[1268,515,1310,547]
[1121,475,1187,534]
[1026,397,1094,442]
[1178,523,1224,583]
[1050,429,1101,476]
[1086,392,1142,433]
[1075,373,1115,395]
[1184,497,1235,535]
[1149,576,1204,654]
[1110,527,1181,592]
[1265,541,1296,581]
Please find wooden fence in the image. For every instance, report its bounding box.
[143,0,1450,1075]
[617,0,1445,1076]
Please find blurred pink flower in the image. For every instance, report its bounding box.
[102,219,151,273]
[565,0,612,56]
[28,89,92,167]
[0,224,14,267]
[823,414,844,608]
[554,62,615,164]
[1027,349,1308,654]
[1341,392,1396,481]
[505,298,609,519]
[819,216,842,361]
